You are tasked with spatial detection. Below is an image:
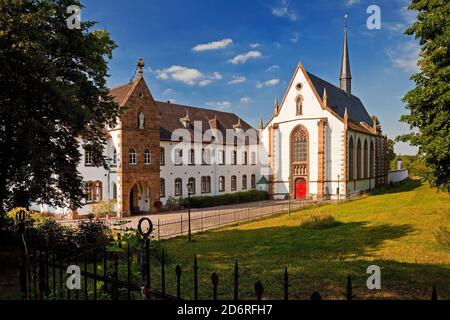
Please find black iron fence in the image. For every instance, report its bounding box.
[15,211,440,301]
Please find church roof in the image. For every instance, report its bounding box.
[306,71,373,126]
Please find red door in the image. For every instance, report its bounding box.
[295,179,307,199]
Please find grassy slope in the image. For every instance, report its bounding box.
[156,179,450,300]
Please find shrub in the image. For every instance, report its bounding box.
[300,212,341,229]
[435,226,450,249]
[181,190,268,209]
[92,200,116,218]
[76,220,113,249]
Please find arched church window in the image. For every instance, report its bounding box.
[348,137,354,180]
[370,141,375,178]
[111,147,117,166]
[112,182,117,199]
[357,139,362,179]
[295,95,303,115]
[363,140,368,178]
[293,127,308,162]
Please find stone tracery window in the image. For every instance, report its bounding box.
[293,127,308,162]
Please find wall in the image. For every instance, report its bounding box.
[388,169,409,184]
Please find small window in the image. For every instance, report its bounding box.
[85,148,93,166]
[175,178,182,196]
[111,147,117,166]
[251,174,256,189]
[144,148,151,165]
[242,151,248,165]
[251,152,256,165]
[232,150,237,165]
[160,147,165,166]
[160,179,165,198]
[202,149,211,165]
[112,183,117,199]
[219,150,225,165]
[84,181,102,203]
[231,176,237,191]
[219,176,225,192]
[129,148,137,165]
[188,177,196,194]
[174,148,182,165]
[242,175,247,190]
[188,149,195,165]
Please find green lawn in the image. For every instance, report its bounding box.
[155,179,450,300]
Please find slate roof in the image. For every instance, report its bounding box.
[307,72,373,126]
[109,80,255,142]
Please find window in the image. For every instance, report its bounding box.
[251,174,256,189]
[129,148,137,165]
[112,183,117,199]
[85,148,93,166]
[231,176,237,191]
[201,176,211,193]
[251,152,256,165]
[174,148,182,165]
[370,141,375,178]
[85,181,102,203]
[242,175,247,190]
[242,152,248,165]
[144,148,151,165]
[357,139,362,179]
[219,176,225,192]
[363,140,368,179]
[293,128,307,162]
[202,149,211,165]
[160,147,165,166]
[175,178,182,196]
[188,177,196,194]
[219,150,225,165]
[111,147,117,166]
[232,150,237,165]
[348,137,354,180]
[188,149,195,165]
[160,179,165,198]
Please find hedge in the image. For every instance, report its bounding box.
[181,190,269,209]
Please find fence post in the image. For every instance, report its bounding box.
[234,260,239,300]
[346,275,353,300]
[432,286,438,300]
[255,281,264,300]
[16,210,28,300]
[181,216,183,236]
[158,219,160,241]
[138,218,153,299]
[175,265,182,299]
[284,267,289,300]
[201,212,203,232]
[211,272,219,300]
[194,255,198,300]
[161,249,166,295]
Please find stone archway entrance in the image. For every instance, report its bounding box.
[129,182,152,215]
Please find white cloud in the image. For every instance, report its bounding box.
[345,0,360,6]
[240,97,252,104]
[155,66,221,86]
[228,76,246,84]
[228,51,262,64]
[386,41,420,73]
[256,79,280,88]
[273,42,282,48]
[250,43,260,48]
[266,65,280,72]
[290,32,299,43]
[272,0,297,21]
[162,88,175,95]
[192,38,233,52]
[206,101,231,111]
[399,3,417,25]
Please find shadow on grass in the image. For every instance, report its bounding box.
[156,221,450,300]
[371,178,422,196]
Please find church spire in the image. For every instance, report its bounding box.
[137,58,145,75]
[339,15,352,96]
[259,117,264,130]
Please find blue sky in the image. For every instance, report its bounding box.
[83,0,420,155]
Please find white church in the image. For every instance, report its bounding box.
[32,22,388,218]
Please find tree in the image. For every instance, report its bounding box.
[387,139,396,163]
[0,0,118,214]
[397,0,450,192]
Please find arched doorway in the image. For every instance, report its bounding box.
[295,178,307,199]
[129,182,152,215]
